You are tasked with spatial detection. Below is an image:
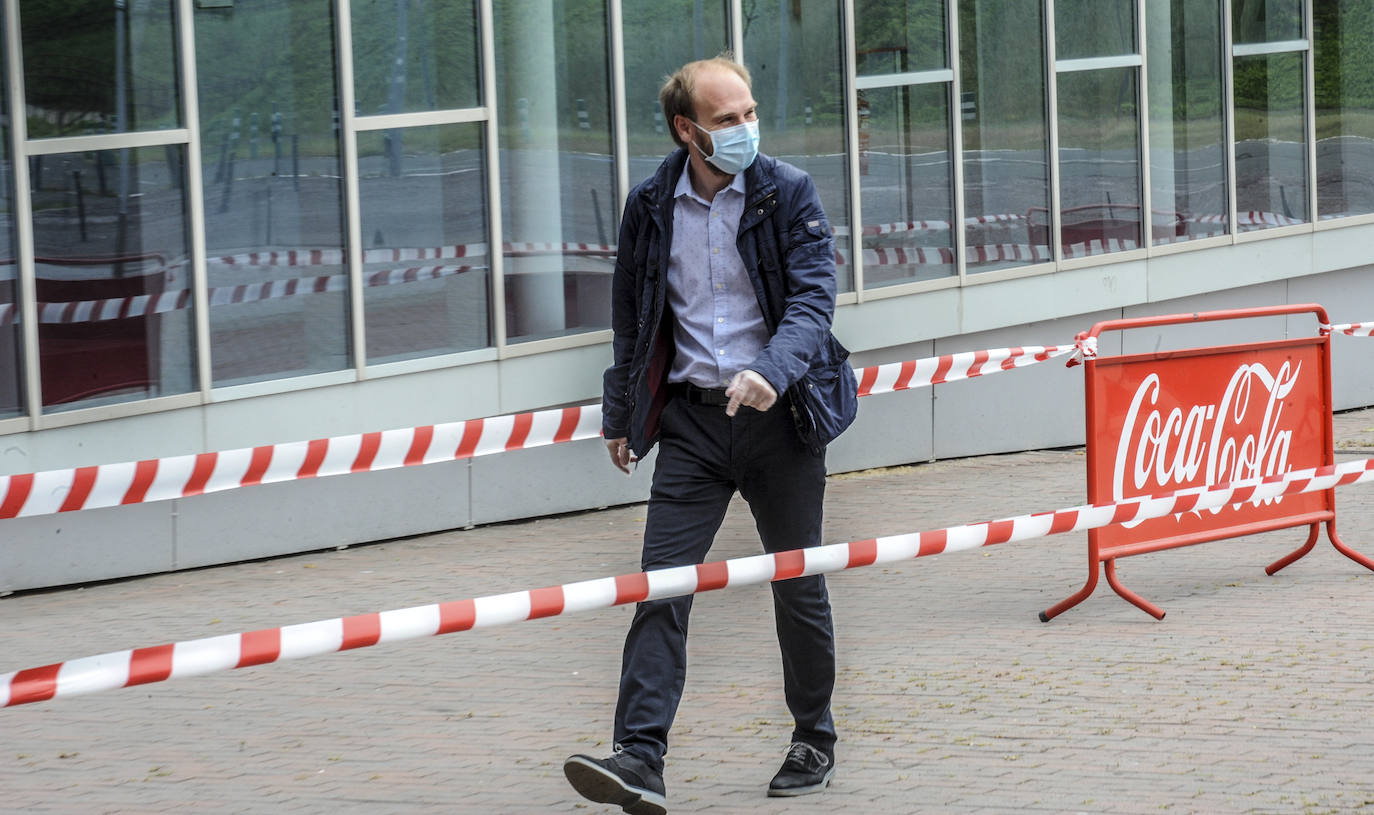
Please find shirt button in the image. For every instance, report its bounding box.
[717,317,725,323]
[717,349,725,355]
[712,247,720,254]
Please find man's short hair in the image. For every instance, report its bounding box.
[659,54,752,149]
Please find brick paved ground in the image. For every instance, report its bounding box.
[3,408,1374,815]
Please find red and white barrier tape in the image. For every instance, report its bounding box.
[1185,211,1305,228]
[0,344,1070,520]
[0,403,604,520]
[5,456,1369,708]
[1323,322,1374,337]
[856,345,1074,396]
[0,265,480,326]
[14,231,1274,327]
[210,241,615,268]
[836,239,1143,267]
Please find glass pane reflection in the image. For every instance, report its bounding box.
[961,0,1052,273]
[1233,52,1308,230]
[1055,0,1136,60]
[1055,67,1143,256]
[20,0,181,138]
[30,147,194,410]
[1146,0,1228,243]
[858,83,955,287]
[359,124,490,363]
[496,0,615,341]
[622,0,728,165]
[746,3,853,291]
[855,0,947,75]
[195,0,351,386]
[1232,0,1303,44]
[1314,2,1374,219]
[352,0,481,115]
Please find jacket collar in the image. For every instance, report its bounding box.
[642,147,778,217]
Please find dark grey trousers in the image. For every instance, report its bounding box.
[612,394,837,772]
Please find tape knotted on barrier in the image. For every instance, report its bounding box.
[1067,334,1097,367]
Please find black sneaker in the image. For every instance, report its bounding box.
[563,746,668,815]
[767,741,835,797]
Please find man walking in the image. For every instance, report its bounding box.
[563,55,857,815]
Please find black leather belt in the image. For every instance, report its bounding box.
[669,381,731,407]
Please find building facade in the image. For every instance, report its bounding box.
[2,0,1373,591]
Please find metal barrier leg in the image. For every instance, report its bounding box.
[1103,558,1165,620]
[1039,556,1101,622]
[1325,519,1374,572]
[1265,522,1319,575]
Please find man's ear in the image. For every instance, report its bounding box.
[673,114,694,146]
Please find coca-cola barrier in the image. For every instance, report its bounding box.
[1041,303,1374,621]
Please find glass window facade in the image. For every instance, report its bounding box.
[1233,51,1309,230]
[20,0,182,139]
[1056,1,1143,259]
[1231,0,1309,232]
[1233,0,1304,44]
[496,0,615,342]
[961,0,1052,272]
[1146,0,1228,242]
[359,123,489,363]
[855,0,947,75]
[858,82,954,285]
[1313,0,1374,219]
[0,1,1372,425]
[195,0,350,386]
[31,146,194,410]
[1055,0,1137,60]
[854,1,947,288]
[622,0,729,166]
[748,2,854,291]
[351,0,481,115]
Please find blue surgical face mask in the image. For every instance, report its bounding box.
[690,118,760,175]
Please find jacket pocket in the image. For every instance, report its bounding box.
[789,333,859,455]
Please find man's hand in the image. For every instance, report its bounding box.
[605,437,637,474]
[725,369,778,417]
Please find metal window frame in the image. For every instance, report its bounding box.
[1303,0,1317,226]
[1232,39,1309,57]
[842,0,863,298]
[1045,0,1063,265]
[855,69,953,90]
[335,0,367,379]
[1222,0,1238,238]
[3,0,39,424]
[175,0,211,398]
[948,0,967,284]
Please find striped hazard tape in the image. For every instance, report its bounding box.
[1324,322,1374,337]
[0,345,1072,520]
[4,455,1370,708]
[0,404,603,520]
[857,346,1074,395]
[0,265,480,326]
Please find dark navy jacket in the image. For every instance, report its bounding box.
[602,148,858,457]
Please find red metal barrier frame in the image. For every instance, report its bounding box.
[1041,303,1373,621]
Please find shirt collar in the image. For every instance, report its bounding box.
[674,160,746,206]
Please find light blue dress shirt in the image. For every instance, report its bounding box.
[665,165,769,389]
